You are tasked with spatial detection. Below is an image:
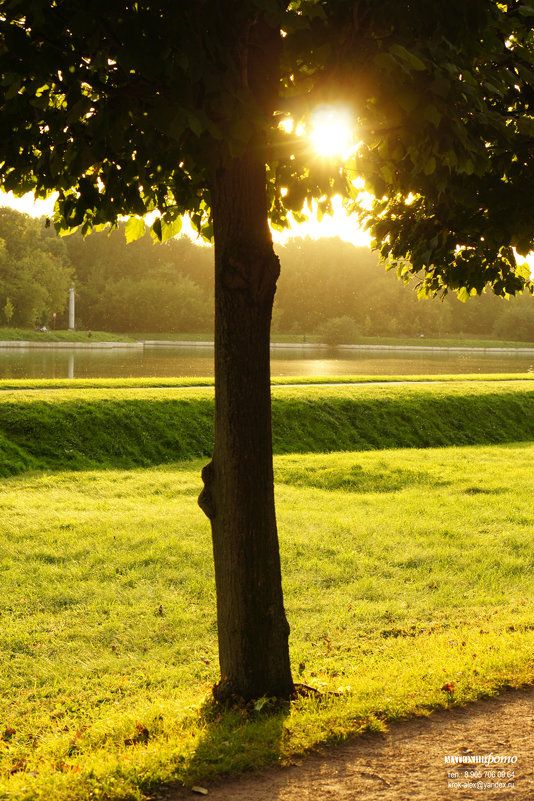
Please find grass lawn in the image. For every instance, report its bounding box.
[0,328,135,343]
[0,443,533,800]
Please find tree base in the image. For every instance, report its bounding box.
[212,675,296,705]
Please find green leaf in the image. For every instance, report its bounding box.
[424,157,436,175]
[517,117,534,136]
[150,217,162,242]
[517,65,534,84]
[253,696,273,712]
[372,52,398,72]
[461,71,477,87]
[199,221,213,242]
[160,216,182,242]
[187,113,204,137]
[125,216,146,244]
[291,209,308,224]
[423,105,441,127]
[380,164,394,183]
[397,89,419,113]
[389,44,426,72]
[457,286,470,302]
[4,76,22,100]
[431,76,452,98]
[484,81,502,96]
[515,261,531,281]
[463,159,475,176]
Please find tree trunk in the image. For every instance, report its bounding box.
[198,147,294,702]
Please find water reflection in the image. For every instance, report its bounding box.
[0,344,533,380]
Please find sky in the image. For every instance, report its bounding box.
[0,190,372,249]
[1,190,55,220]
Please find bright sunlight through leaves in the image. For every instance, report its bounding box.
[310,104,353,158]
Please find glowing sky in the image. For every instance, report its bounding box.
[1,190,57,220]
[0,189,372,248]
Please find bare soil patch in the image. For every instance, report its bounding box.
[169,685,534,800]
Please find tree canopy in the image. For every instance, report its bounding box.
[1,1,533,295]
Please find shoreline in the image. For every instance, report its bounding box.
[0,339,534,354]
[0,340,144,349]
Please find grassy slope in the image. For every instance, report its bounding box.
[1,379,534,475]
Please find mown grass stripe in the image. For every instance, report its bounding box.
[0,372,533,391]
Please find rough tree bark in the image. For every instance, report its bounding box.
[198,146,294,702]
[197,10,295,701]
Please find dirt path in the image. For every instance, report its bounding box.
[170,685,534,800]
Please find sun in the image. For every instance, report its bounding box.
[310,104,353,158]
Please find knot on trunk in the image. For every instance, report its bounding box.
[198,460,216,520]
[221,242,280,303]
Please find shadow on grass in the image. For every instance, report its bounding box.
[277,464,447,493]
[180,697,291,789]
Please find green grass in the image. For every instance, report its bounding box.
[131,332,214,342]
[133,332,321,343]
[350,334,534,348]
[115,331,320,343]
[2,379,534,476]
[1,379,534,798]
[0,444,533,800]
[0,328,135,343]
[1,373,534,392]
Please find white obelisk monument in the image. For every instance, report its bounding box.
[68,287,75,331]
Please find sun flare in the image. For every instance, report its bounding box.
[310,104,353,158]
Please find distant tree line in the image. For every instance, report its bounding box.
[274,238,534,342]
[63,221,213,332]
[0,207,72,328]
[0,205,533,341]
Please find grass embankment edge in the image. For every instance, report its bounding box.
[1,378,534,476]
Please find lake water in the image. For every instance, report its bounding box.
[1,343,533,379]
